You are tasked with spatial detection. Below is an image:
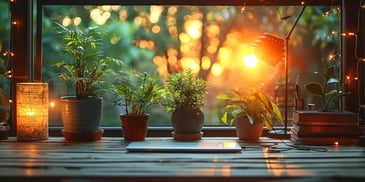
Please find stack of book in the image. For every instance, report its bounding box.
[291,111,360,145]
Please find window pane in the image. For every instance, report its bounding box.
[41,5,341,126]
[0,1,11,127]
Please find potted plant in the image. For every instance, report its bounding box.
[162,69,208,141]
[54,23,110,140]
[293,65,359,135]
[291,65,358,144]
[105,67,163,141]
[304,65,350,112]
[217,87,283,140]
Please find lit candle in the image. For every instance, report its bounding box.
[16,83,48,141]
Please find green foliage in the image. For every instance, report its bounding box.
[104,63,163,115]
[163,69,208,112]
[216,88,283,130]
[54,23,110,99]
[305,65,350,112]
[0,56,10,123]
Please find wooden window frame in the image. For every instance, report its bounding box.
[10,0,363,137]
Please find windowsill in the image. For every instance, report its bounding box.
[48,126,289,138]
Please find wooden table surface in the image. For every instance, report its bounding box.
[0,137,365,182]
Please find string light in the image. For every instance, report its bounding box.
[324,7,341,17]
[240,0,246,13]
[340,32,356,37]
[3,51,14,57]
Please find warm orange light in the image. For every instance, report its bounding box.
[243,54,258,68]
[16,83,49,141]
[341,32,356,37]
[334,141,339,146]
[201,56,211,70]
[185,20,202,39]
[27,111,35,116]
[50,101,55,108]
[211,63,222,77]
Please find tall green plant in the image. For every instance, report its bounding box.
[54,23,108,99]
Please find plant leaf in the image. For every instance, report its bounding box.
[325,89,337,97]
[272,102,284,124]
[247,115,254,125]
[325,65,335,77]
[221,112,228,125]
[305,82,323,95]
[264,119,273,130]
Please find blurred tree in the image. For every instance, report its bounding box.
[40,4,340,125]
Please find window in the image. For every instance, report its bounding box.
[38,1,341,124]
[31,0,349,136]
[0,1,11,130]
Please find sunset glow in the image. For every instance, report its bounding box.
[243,54,259,68]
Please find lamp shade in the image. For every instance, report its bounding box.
[254,33,285,66]
[16,83,48,141]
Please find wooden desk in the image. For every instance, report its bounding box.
[1,137,365,181]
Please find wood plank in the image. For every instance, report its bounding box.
[0,137,365,181]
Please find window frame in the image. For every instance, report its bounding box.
[11,0,350,137]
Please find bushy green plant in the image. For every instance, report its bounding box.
[105,65,163,115]
[54,23,110,99]
[217,87,283,130]
[305,65,350,112]
[162,69,208,112]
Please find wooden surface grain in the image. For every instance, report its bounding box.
[0,137,365,181]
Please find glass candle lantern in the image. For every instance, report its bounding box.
[16,83,48,141]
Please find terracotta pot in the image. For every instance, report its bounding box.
[171,108,204,134]
[235,116,264,140]
[120,114,149,141]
